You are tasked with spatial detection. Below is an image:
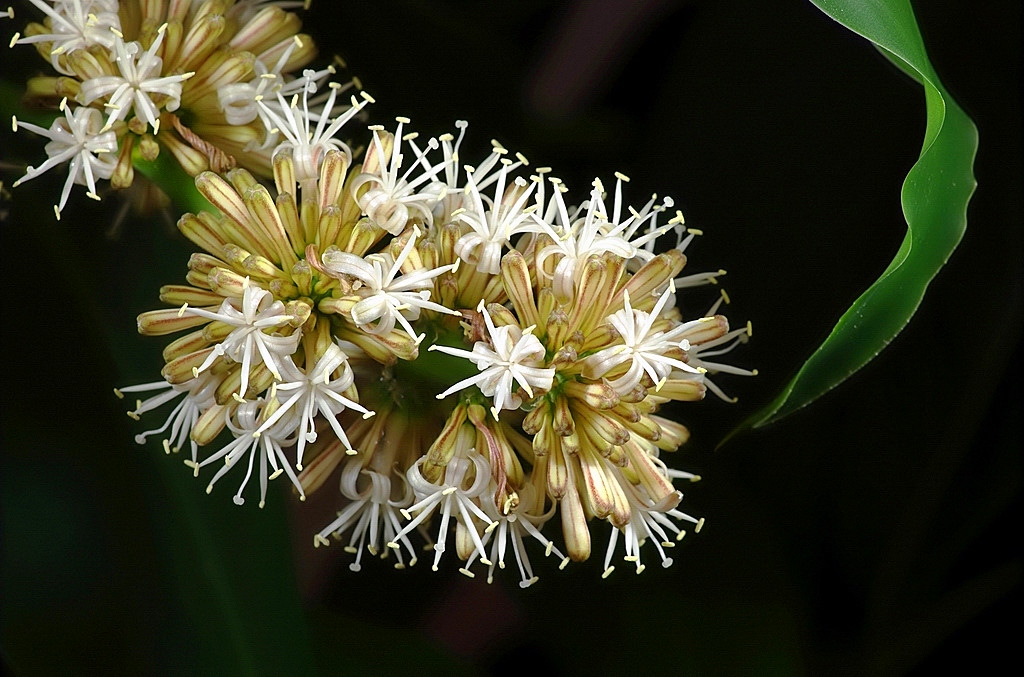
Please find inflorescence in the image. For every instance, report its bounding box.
[11,1,754,587]
[10,0,356,218]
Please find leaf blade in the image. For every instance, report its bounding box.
[743,0,978,428]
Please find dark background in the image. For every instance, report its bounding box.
[2,0,1019,675]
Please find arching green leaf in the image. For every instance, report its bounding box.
[744,0,978,428]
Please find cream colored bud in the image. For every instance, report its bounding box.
[318,149,350,211]
[551,396,575,437]
[159,284,224,307]
[177,14,227,73]
[162,131,211,176]
[191,402,229,446]
[206,267,250,297]
[138,308,210,336]
[178,213,227,256]
[196,171,253,234]
[139,134,160,162]
[651,415,691,451]
[562,380,619,410]
[186,51,257,105]
[614,250,686,312]
[161,348,215,384]
[681,315,730,345]
[243,184,293,266]
[229,7,301,55]
[500,250,538,328]
[545,436,567,496]
[657,377,707,402]
[425,405,468,468]
[560,477,591,562]
[622,438,677,505]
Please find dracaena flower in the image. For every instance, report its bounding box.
[431,301,555,418]
[11,0,344,212]
[123,116,752,586]
[11,101,117,219]
[319,227,460,343]
[79,26,193,134]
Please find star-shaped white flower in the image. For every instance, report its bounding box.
[313,458,419,571]
[195,398,305,508]
[350,118,450,235]
[582,283,703,395]
[12,100,118,219]
[452,159,544,274]
[463,483,569,587]
[15,0,121,75]
[536,174,675,301]
[431,301,555,418]
[185,282,302,400]
[219,36,310,127]
[79,24,194,133]
[387,451,498,572]
[256,68,368,182]
[252,344,374,469]
[601,477,703,577]
[320,227,460,343]
[115,371,219,466]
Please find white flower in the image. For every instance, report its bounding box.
[115,372,219,466]
[313,458,418,571]
[582,283,703,395]
[16,0,121,75]
[350,118,450,235]
[79,24,194,133]
[219,36,310,127]
[196,398,305,508]
[601,481,703,577]
[431,301,555,418]
[387,450,498,572]
[408,123,528,220]
[256,69,368,182]
[11,100,117,219]
[452,159,544,274]
[536,174,676,300]
[252,344,374,469]
[185,283,302,400]
[320,227,460,343]
[464,484,569,587]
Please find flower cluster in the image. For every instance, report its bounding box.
[118,100,754,585]
[9,0,360,217]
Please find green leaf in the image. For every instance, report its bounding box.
[743,0,978,429]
